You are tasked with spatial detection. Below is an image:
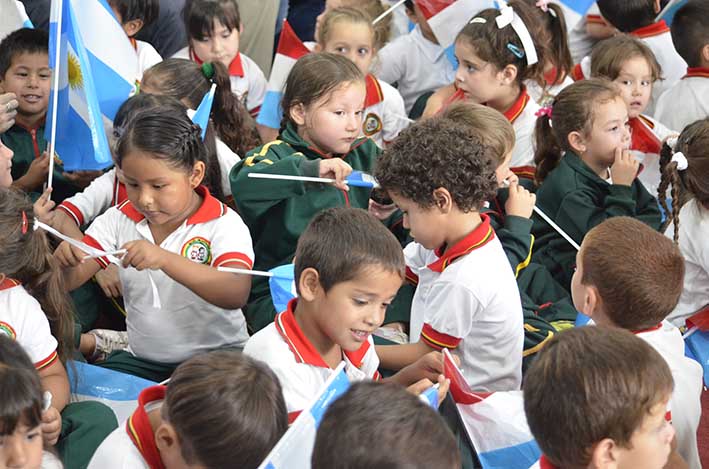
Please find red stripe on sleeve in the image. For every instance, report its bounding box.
[421,323,461,350]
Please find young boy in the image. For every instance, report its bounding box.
[374,117,524,391]
[655,0,709,131]
[524,326,676,469]
[243,207,448,420]
[595,0,687,116]
[311,381,460,469]
[107,0,162,76]
[376,0,456,114]
[571,216,703,468]
[89,349,288,469]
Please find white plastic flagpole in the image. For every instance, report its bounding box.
[218,266,275,277]
[247,172,338,185]
[533,205,580,251]
[372,0,407,25]
[47,0,63,190]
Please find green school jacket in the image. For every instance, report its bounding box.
[531,151,662,290]
[230,122,381,331]
[483,189,535,278]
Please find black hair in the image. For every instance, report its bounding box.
[0,28,49,77]
[107,0,160,29]
[0,335,43,436]
[182,0,241,41]
[596,0,657,33]
[669,0,709,68]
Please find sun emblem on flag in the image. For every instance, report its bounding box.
[67,52,83,90]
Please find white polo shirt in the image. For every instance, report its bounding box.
[506,88,540,172]
[83,186,254,363]
[0,279,59,370]
[635,321,702,469]
[567,5,601,63]
[58,168,124,227]
[376,25,456,113]
[88,386,166,469]
[405,215,524,392]
[665,199,709,327]
[244,299,381,421]
[173,47,267,117]
[362,74,409,148]
[656,68,709,132]
[526,74,574,106]
[628,114,675,197]
[134,39,162,78]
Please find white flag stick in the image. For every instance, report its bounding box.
[247,172,337,185]
[373,0,407,25]
[533,205,580,251]
[682,325,698,340]
[82,249,127,260]
[47,0,64,190]
[218,266,274,277]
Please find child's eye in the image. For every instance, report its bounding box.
[641,80,651,86]
[127,182,139,188]
[335,47,347,54]
[27,430,41,441]
[152,184,165,189]
[357,48,369,55]
[353,298,368,306]
[466,65,477,73]
[334,110,345,116]
[355,110,364,116]
[40,73,51,79]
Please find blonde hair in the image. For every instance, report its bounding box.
[319,1,391,50]
[318,7,375,48]
[441,102,515,164]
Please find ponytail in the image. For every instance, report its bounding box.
[544,3,573,85]
[658,141,682,243]
[533,113,562,185]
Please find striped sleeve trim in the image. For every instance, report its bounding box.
[57,201,84,226]
[586,14,604,24]
[212,252,253,269]
[514,234,534,278]
[421,323,461,350]
[35,350,58,370]
[249,105,262,118]
[82,235,110,269]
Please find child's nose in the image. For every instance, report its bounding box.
[6,438,28,466]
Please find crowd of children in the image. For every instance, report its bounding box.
[0,0,707,467]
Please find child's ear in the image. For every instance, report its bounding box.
[432,187,453,213]
[289,103,307,126]
[240,22,245,35]
[314,43,323,53]
[498,64,518,86]
[590,438,620,469]
[189,160,206,188]
[298,267,322,301]
[568,130,587,154]
[122,18,144,37]
[155,423,180,456]
[702,44,709,65]
[579,284,600,317]
[652,0,661,14]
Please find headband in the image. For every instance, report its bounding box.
[495,0,538,66]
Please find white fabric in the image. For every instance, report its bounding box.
[526,75,574,106]
[640,32,687,118]
[0,283,58,366]
[656,76,709,132]
[631,114,675,197]
[566,4,600,63]
[85,200,253,362]
[88,422,149,469]
[510,94,541,168]
[376,26,456,112]
[41,451,64,469]
[135,40,162,78]
[405,237,524,392]
[58,168,117,226]
[363,78,408,148]
[636,321,703,468]
[215,138,240,194]
[665,199,709,327]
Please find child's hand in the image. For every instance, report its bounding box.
[409,351,446,383]
[501,170,518,188]
[95,264,122,298]
[0,92,18,133]
[41,407,61,446]
[25,151,51,188]
[368,199,397,220]
[33,187,55,224]
[54,240,88,267]
[406,375,451,408]
[319,159,353,191]
[505,181,536,219]
[121,240,164,271]
[610,148,639,186]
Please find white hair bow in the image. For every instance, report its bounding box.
[495,0,539,66]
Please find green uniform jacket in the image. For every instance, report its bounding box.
[531,151,662,290]
[230,123,381,331]
[483,189,535,278]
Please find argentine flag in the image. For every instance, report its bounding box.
[0,1,33,41]
[256,20,310,130]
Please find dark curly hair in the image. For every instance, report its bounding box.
[374,117,498,212]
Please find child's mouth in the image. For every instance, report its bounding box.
[22,94,43,103]
[350,329,370,341]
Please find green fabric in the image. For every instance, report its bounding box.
[97,350,178,382]
[531,152,661,290]
[57,401,118,469]
[231,122,381,332]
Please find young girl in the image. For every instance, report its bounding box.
[590,34,675,198]
[316,7,408,148]
[531,79,662,290]
[88,350,288,469]
[314,0,392,51]
[422,0,546,174]
[659,118,709,327]
[55,107,255,382]
[230,52,381,332]
[173,0,267,121]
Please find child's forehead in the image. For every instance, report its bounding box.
[8,51,49,68]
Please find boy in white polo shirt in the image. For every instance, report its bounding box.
[571,217,702,468]
[375,117,524,392]
[244,207,449,421]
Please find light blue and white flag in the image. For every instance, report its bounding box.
[552,0,596,30]
[0,1,33,41]
[269,263,296,314]
[192,83,216,140]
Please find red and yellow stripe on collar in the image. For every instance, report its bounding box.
[684,67,709,79]
[631,20,669,39]
[364,74,384,108]
[427,215,495,273]
[503,88,530,124]
[126,386,167,469]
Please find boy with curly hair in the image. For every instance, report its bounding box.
[374,117,524,391]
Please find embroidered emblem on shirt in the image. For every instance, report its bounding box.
[363,113,383,136]
[0,321,16,340]
[181,237,212,264]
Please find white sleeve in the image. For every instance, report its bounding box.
[403,241,428,271]
[216,139,240,195]
[420,281,480,348]
[57,168,116,226]
[209,209,255,269]
[245,56,268,112]
[380,82,409,145]
[137,41,163,77]
[7,288,58,368]
[83,207,122,264]
[376,40,405,85]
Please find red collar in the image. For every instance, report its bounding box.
[631,323,663,334]
[275,299,371,369]
[683,67,709,79]
[543,67,565,86]
[119,185,227,224]
[364,74,384,108]
[0,278,21,291]
[441,88,466,112]
[501,87,530,124]
[129,37,138,51]
[631,20,669,39]
[126,386,166,469]
[629,116,661,154]
[427,214,495,273]
[190,48,244,77]
[539,455,559,469]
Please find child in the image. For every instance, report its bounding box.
[0,188,117,469]
[659,118,709,328]
[374,117,524,391]
[571,217,702,467]
[141,58,260,159]
[655,0,709,131]
[55,106,254,382]
[524,327,676,469]
[423,1,545,172]
[89,349,288,469]
[595,0,687,116]
[531,79,661,291]
[107,0,162,76]
[313,0,393,52]
[315,7,407,148]
[590,35,675,197]
[173,0,267,121]
[0,335,63,469]
[230,52,381,332]
[376,1,456,114]
[244,207,448,419]
[311,381,459,469]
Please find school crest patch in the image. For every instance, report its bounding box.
[363,113,382,136]
[0,321,16,340]
[181,237,212,264]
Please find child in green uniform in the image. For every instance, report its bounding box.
[230,52,381,332]
[531,78,661,290]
